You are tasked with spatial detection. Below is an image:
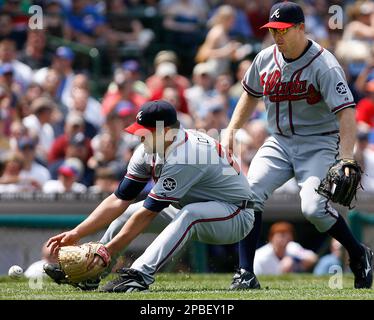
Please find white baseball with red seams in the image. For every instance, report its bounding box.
[8,265,23,279]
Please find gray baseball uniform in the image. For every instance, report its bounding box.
[241,39,355,231]
[100,128,254,284]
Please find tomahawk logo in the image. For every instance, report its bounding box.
[136,111,143,122]
[271,8,280,19]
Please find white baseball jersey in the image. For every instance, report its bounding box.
[242,39,355,136]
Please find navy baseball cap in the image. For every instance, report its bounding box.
[261,2,305,29]
[122,60,140,72]
[55,46,75,60]
[115,100,135,117]
[0,63,13,76]
[18,137,36,150]
[124,100,177,136]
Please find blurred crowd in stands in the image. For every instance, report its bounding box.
[0,0,374,195]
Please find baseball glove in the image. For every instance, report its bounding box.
[316,159,362,208]
[44,242,111,287]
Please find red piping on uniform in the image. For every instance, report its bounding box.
[148,192,179,202]
[290,47,324,80]
[125,173,149,182]
[241,80,263,97]
[275,102,283,135]
[153,207,242,274]
[288,101,295,134]
[332,102,355,113]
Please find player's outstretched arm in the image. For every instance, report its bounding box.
[47,194,132,256]
[337,107,357,160]
[222,92,258,150]
[105,206,158,256]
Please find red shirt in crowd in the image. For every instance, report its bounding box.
[356,97,374,128]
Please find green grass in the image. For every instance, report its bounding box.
[0,273,373,300]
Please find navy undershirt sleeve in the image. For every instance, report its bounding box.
[143,196,172,212]
[114,177,147,200]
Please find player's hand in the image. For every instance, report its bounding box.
[221,130,234,153]
[87,255,106,271]
[46,230,80,258]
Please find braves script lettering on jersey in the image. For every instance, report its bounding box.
[242,40,355,136]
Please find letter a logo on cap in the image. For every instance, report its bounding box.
[271,8,280,19]
[136,111,143,121]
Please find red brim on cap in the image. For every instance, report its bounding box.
[58,166,76,178]
[260,22,294,29]
[124,122,156,136]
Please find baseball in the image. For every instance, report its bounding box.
[8,265,23,279]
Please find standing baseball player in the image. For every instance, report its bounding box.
[222,2,373,290]
[45,100,254,292]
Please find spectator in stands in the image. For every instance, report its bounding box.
[0,110,10,157]
[18,29,51,70]
[343,1,374,42]
[246,0,273,41]
[195,5,241,77]
[43,157,87,193]
[87,132,126,181]
[0,13,23,47]
[354,56,374,95]
[64,0,109,46]
[17,136,51,190]
[0,63,22,104]
[163,0,207,49]
[22,97,56,163]
[212,0,253,40]
[162,87,194,129]
[0,151,31,192]
[120,60,150,98]
[254,222,318,275]
[102,74,146,116]
[354,130,369,171]
[8,120,27,151]
[49,132,94,187]
[149,62,189,114]
[63,88,98,138]
[0,1,27,49]
[0,83,18,137]
[105,0,155,51]
[356,80,374,131]
[314,239,344,275]
[196,95,228,133]
[44,0,72,39]
[361,130,374,192]
[48,112,92,164]
[21,82,44,116]
[0,39,32,90]
[212,73,237,118]
[229,59,252,102]
[303,0,329,47]
[145,50,190,92]
[92,102,138,165]
[62,73,103,129]
[185,62,215,118]
[88,166,121,194]
[34,46,76,107]
[41,68,68,118]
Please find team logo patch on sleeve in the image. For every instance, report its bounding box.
[162,177,177,191]
[336,82,348,95]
